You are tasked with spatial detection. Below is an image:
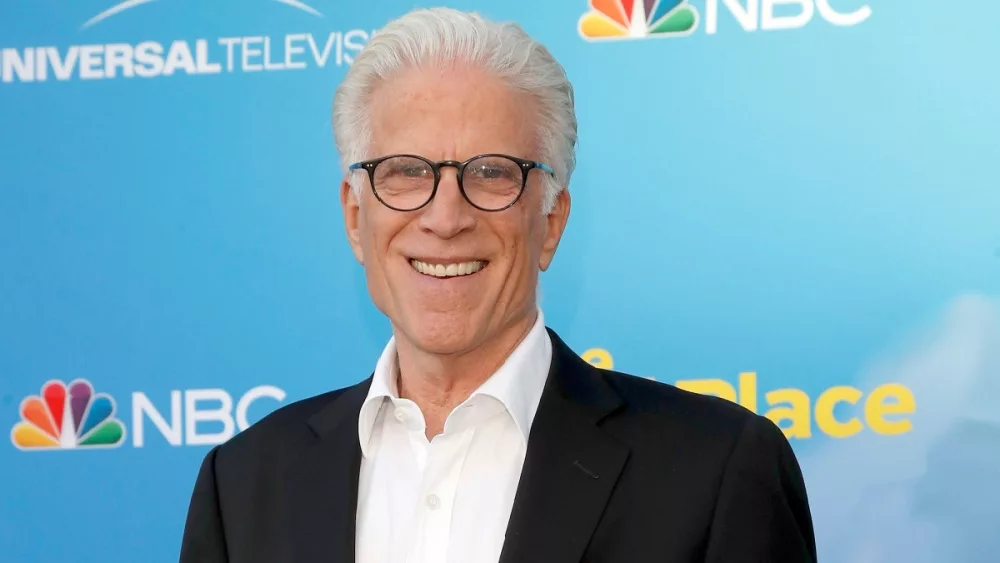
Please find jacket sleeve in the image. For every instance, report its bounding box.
[704,414,818,563]
[179,445,230,563]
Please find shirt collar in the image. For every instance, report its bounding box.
[358,308,552,458]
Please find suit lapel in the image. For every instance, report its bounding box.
[286,378,371,563]
[499,330,630,563]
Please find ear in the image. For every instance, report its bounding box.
[340,176,365,264]
[539,188,571,272]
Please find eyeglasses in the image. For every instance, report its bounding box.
[348,153,554,212]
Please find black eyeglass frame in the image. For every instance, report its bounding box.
[348,153,555,212]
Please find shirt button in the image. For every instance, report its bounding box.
[425,494,440,510]
[394,409,406,422]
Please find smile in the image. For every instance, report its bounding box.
[410,259,487,278]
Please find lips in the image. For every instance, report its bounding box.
[409,259,487,278]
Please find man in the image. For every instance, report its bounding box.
[180,7,816,563]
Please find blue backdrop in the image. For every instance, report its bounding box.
[2,1,999,562]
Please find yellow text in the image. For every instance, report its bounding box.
[580,348,915,439]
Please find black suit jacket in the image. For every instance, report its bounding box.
[180,329,817,562]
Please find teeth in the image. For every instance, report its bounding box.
[410,259,485,278]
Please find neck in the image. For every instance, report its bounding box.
[393,309,538,439]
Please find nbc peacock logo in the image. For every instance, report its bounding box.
[579,0,699,40]
[11,380,126,450]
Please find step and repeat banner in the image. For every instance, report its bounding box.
[2,1,998,562]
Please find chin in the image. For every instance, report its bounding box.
[398,306,483,355]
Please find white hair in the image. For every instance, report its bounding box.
[332,7,578,214]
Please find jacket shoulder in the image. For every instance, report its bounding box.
[213,379,367,463]
[594,368,799,497]
[599,368,766,443]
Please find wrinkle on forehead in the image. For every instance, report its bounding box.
[366,64,541,163]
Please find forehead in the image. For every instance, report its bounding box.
[367,64,539,160]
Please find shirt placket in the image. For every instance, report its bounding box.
[412,423,477,562]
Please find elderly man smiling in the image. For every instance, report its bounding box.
[179,7,817,563]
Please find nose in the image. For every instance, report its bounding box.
[416,168,476,239]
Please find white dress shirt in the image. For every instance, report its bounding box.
[355,310,553,563]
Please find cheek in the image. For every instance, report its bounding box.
[357,210,376,260]
[522,213,548,260]
[360,204,408,271]
[499,214,545,274]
